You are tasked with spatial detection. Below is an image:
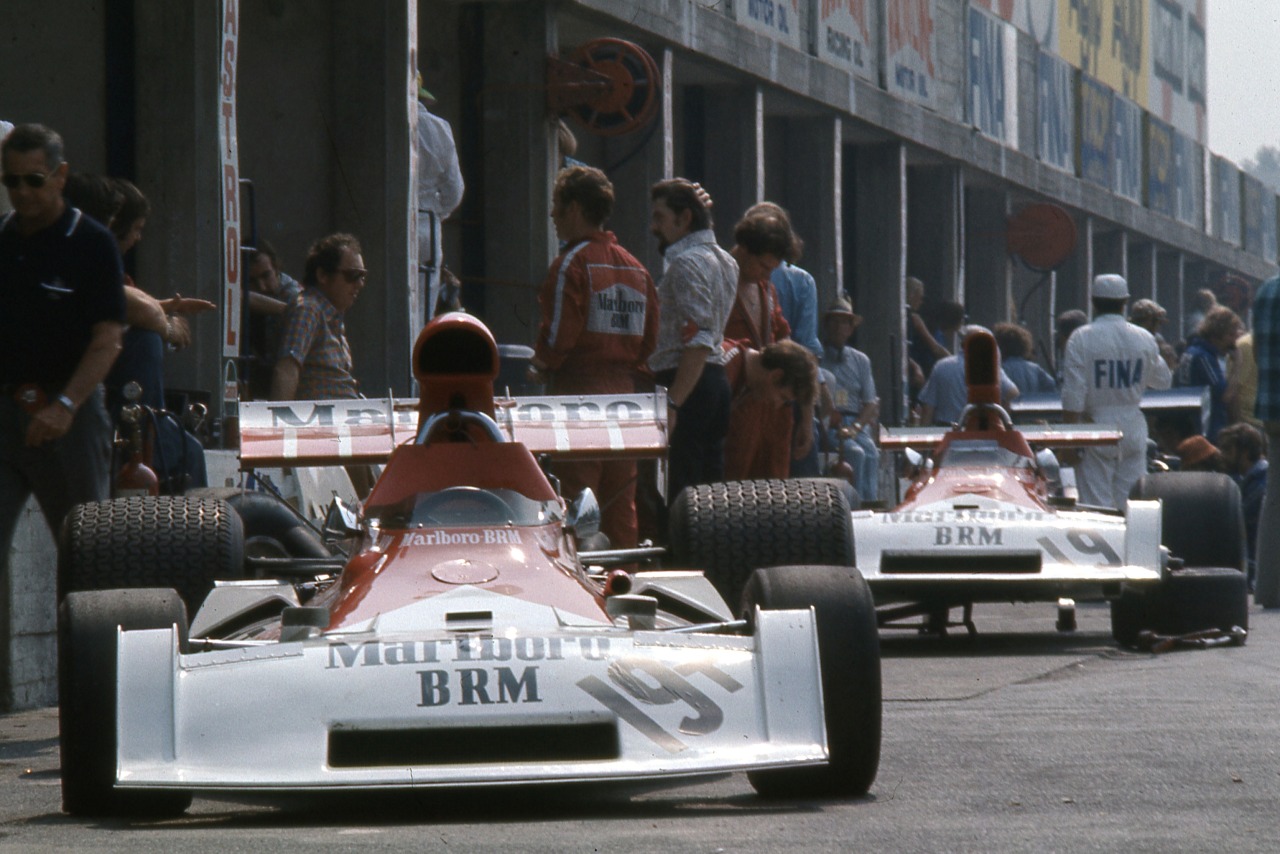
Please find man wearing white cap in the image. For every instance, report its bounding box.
[1061,274,1172,508]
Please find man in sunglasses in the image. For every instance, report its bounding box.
[271,232,366,401]
[0,123,126,595]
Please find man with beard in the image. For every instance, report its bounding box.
[647,179,737,502]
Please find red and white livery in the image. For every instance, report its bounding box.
[57,312,881,817]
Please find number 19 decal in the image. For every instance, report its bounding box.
[578,657,742,754]
[1037,528,1122,565]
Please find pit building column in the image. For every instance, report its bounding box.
[851,141,907,425]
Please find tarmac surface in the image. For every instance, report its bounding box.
[1,599,1276,852]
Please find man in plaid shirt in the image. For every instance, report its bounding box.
[271,233,366,401]
[1249,274,1280,607]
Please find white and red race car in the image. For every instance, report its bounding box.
[57,313,880,818]
[853,329,1249,641]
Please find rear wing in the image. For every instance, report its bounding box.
[238,391,668,468]
[1010,386,1208,429]
[878,423,1122,452]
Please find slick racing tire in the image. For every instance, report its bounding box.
[59,588,193,818]
[1111,567,1249,649]
[742,566,881,798]
[1130,472,1246,572]
[60,495,245,612]
[188,487,329,561]
[668,479,854,607]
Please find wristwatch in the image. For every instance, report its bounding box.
[54,393,76,414]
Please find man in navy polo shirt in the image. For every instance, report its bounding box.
[0,124,125,593]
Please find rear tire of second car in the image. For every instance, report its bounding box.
[1112,567,1249,648]
[1115,472,1250,647]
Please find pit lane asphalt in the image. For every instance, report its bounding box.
[2,601,1276,853]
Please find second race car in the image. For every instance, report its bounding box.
[857,329,1247,643]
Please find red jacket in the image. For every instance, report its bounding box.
[720,338,793,480]
[535,231,659,389]
[724,278,789,348]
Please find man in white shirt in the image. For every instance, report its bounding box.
[1061,274,1173,508]
[416,77,464,322]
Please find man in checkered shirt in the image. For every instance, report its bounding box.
[271,233,367,401]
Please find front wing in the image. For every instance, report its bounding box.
[113,611,825,791]
[852,498,1165,604]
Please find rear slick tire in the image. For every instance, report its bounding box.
[668,479,854,608]
[59,588,193,818]
[742,565,881,798]
[60,495,244,611]
[1130,472,1246,571]
[1111,567,1249,648]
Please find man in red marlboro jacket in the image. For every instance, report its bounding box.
[530,166,659,548]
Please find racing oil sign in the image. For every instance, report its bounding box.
[817,0,876,82]
[887,0,937,108]
[731,0,802,52]
[219,0,243,361]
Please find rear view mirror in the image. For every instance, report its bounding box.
[565,488,601,539]
[1036,448,1063,497]
[323,496,361,541]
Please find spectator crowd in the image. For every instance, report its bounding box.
[3,118,1278,610]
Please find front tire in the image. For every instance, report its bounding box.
[743,566,881,798]
[59,588,193,818]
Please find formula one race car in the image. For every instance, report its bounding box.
[56,313,880,818]
[852,329,1248,643]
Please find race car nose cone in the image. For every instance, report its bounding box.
[432,559,500,585]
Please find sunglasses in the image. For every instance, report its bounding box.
[1,171,53,189]
[337,268,368,284]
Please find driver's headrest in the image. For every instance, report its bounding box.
[413,311,499,417]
